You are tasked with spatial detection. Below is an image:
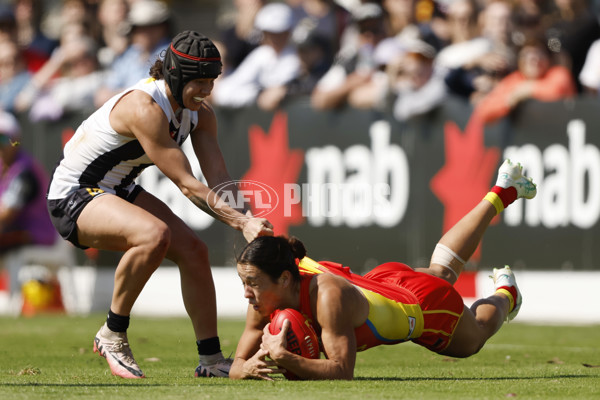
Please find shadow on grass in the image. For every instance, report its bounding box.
[0,381,234,388]
[354,374,593,381]
[2,375,595,386]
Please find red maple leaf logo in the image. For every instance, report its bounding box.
[430,116,500,261]
[242,112,305,236]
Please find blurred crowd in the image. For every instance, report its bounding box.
[210,0,598,123]
[0,0,597,125]
[2,0,599,260]
[0,0,599,314]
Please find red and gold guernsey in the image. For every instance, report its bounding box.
[297,257,465,353]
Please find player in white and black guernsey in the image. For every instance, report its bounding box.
[47,31,273,379]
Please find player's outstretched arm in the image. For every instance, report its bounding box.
[261,318,356,380]
[262,276,359,380]
[120,93,273,241]
[230,305,284,380]
[189,103,274,241]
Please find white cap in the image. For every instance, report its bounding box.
[0,111,20,139]
[255,3,293,33]
[402,38,436,59]
[351,3,383,22]
[374,37,405,66]
[129,0,170,27]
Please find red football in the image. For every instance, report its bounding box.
[269,308,320,380]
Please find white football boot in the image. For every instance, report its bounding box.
[195,353,233,377]
[495,159,537,200]
[491,265,522,322]
[93,323,145,378]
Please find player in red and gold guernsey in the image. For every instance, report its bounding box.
[230,159,536,380]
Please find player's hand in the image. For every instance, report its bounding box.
[242,211,274,242]
[261,320,289,362]
[240,348,285,381]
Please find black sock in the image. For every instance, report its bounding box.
[196,337,221,356]
[106,309,130,333]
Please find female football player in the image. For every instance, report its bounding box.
[230,159,536,380]
[47,31,273,379]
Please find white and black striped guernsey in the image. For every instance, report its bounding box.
[47,78,198,200]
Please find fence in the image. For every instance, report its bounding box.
[20,95,600,271]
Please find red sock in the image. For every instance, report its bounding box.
[491,186,518,209]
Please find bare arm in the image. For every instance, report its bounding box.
[111,91,272,240]
[261,275,363,380]
[190,102,274,240]
[311,70,372,110]
[230,305,285,380]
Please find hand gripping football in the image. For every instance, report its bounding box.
[269,308,320,379]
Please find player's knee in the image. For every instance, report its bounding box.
[142,220,171,256]
[463,340,485,357]
[173,234,209,267]
[190,236,208,260]
[443,338,484,358]
[429,243,464,283]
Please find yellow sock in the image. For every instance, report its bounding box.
[496,288,515,312]
[484,192,504,215]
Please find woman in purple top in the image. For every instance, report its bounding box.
[0,110,56,253]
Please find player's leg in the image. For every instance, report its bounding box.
[440,265,522,357]
[77,193,170,314]
[417,159,537,284]
[133,191,231,377]
[132,191,217,340]
[77,192,171,378]
[77,193,169,314]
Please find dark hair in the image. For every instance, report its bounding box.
[519,35,553,58]
[237,236,306,283]
[149,58,164,80]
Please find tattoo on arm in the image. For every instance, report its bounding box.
[189,194,220,220]
[189,194,238,227]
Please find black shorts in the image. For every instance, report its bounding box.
[47,185,144,249]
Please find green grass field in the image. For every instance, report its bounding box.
[1,315,599,400]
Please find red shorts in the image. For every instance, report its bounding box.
[363,262,465,353]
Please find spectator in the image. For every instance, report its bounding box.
[444,0,480,46]
[414,0,453,52]
[0,111,56,255]
[0,4,16,44]
[94,0,171,106]
[512,0,551,45]
[544,0,600,92]
[257,28,333,111]
[288,0,350,55]
[13,0,57,72]
[211,2,301,109]
[217,0,264,76]
[438,0,517,104]
[579,37,600,96]
[389,38,447,121]
[0,40,31,112]
[96,0,130,69]
[473,36,576,125]
[382,0,417,37]
[14,35,104,121]
[311,2,386,110]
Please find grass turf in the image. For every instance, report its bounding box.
[0,315,598,399]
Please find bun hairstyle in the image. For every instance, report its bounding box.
[237,236,306,283]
